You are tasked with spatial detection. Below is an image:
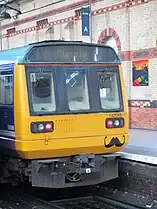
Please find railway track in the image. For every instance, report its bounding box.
[51,194,149,209]
[1,185,155,209]
[0,189,61,209]
[1,194,143,209]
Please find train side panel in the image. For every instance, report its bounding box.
[0,65,17,155]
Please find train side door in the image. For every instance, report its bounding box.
[0,65,14,140]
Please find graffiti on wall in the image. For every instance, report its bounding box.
[132,60,149,86]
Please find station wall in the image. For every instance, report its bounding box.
[1,0,157,130]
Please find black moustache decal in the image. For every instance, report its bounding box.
[104,137,125,148]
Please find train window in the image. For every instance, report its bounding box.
[29,72,56,112]
[0,74,13,105]
[98,71,120,110]
[64,70,90,111]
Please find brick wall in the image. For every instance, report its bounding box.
[129,100,157,130]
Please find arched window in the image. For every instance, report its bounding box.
[104,37,118,54]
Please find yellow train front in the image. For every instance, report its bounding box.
[0,40,129,188]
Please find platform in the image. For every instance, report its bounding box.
[119,129,157,165]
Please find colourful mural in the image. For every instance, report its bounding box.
[132,60,149,86]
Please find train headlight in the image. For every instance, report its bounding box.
[38,124,44,131]
[114,120,120,126]
[31,121,54,133]
[106,118,124,129]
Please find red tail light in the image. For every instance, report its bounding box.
[45,123,53,131]
[106,120,113,128]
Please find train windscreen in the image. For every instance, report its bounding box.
[64,69,90,111]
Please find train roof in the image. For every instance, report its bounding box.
[0,40,120,66]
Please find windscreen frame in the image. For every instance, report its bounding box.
[25,64,124,116]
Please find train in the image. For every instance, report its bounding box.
[0,40,129,188]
